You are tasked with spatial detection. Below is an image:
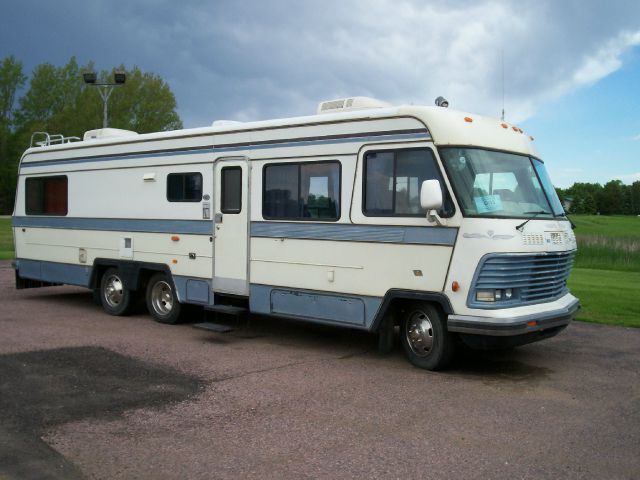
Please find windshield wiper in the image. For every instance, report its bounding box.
[515,211,551,232]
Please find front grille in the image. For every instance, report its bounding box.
[469,251,575,308]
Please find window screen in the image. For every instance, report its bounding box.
[167,172,203,202]
[364,148,453,216]
[263,161,340,220]
[221,167,242,214]
[25,176,68,215]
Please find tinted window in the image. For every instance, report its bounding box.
[364,148,453,216]
[221,167,242,214]
[25,176,68,215]
[167,172,203,202]
[263,161,340,220]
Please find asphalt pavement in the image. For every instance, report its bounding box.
[0,261,638,479]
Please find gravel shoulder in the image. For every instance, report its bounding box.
[0,261,638,479]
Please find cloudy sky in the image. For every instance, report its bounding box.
[2,0,639,187]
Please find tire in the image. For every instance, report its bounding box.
[100,267,134,316]
[400,302,455,371]
[146,273,182,324]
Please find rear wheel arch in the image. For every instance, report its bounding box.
[90,259,171,291]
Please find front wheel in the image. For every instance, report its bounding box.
[400,302,454,371]
[146,273,182,324]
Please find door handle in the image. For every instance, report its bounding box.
[214,213,223,223]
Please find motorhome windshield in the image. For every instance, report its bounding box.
[439,148,565,218]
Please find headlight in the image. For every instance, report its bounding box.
[476,290,496,302]
[476,288,516,302]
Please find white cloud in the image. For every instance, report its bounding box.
[613,172,640,184]
[166,0,640,126]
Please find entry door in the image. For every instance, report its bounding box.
[213,158,249,295]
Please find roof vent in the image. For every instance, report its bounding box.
[83,128,138,141]
[317,96,391,114]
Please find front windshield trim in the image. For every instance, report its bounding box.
[530,158,566,218]
[437,146,565,220]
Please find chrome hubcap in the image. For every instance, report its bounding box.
[406,310,434,357]
[151,281,173,316]
[104,274,124,308]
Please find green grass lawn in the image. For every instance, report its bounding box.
[567,215,639,327]
[570,214,640,272]
[568,268,639,328]
[0,218,13,260]
[569,214,640,237]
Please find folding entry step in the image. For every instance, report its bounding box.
[204,305,248,317]
[192,305,249,334]
[193,322,234,333]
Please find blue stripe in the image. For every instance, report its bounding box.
[21,131,430,169]
[250,221,457,246]
[12,216,212,235]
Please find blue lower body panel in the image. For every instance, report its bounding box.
[250,284,382,330]
[15,259,92,287]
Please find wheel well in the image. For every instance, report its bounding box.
[371,290,452,333]
[90,260,170,292]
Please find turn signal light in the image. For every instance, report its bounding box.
[527,320,537,327]
[452,281,460,292]
[171,235,180,241]
[501,123,508,129]
[464,117,473,123]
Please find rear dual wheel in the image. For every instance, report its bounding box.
[98,269,182,324]
[100,267,134,316]
[146,273,182,324]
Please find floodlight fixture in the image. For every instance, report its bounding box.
[82,70,127,128]
[83,72,97,84]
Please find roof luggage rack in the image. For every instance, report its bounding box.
[30,131,81,148]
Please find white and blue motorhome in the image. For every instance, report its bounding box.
[12,97,579,370]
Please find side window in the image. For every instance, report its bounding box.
[364,148,453,217]
[263,161,340,221]
[221,167,242,214]
[167,172,203,202]
[25,176,68,215]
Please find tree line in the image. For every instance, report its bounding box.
[0,55,183,214]
[556,180,640,215]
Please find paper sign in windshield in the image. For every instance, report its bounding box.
[474,194,502,213]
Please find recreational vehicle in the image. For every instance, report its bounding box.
[12,97,579,370]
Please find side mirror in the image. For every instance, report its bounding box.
[420,179,443,211]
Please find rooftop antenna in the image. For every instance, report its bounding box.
[501,49,505,121]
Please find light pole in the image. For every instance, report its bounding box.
[83,71,126,128]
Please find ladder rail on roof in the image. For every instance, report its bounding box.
[30,131,81,148]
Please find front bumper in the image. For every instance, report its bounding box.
[447,298,580,337]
